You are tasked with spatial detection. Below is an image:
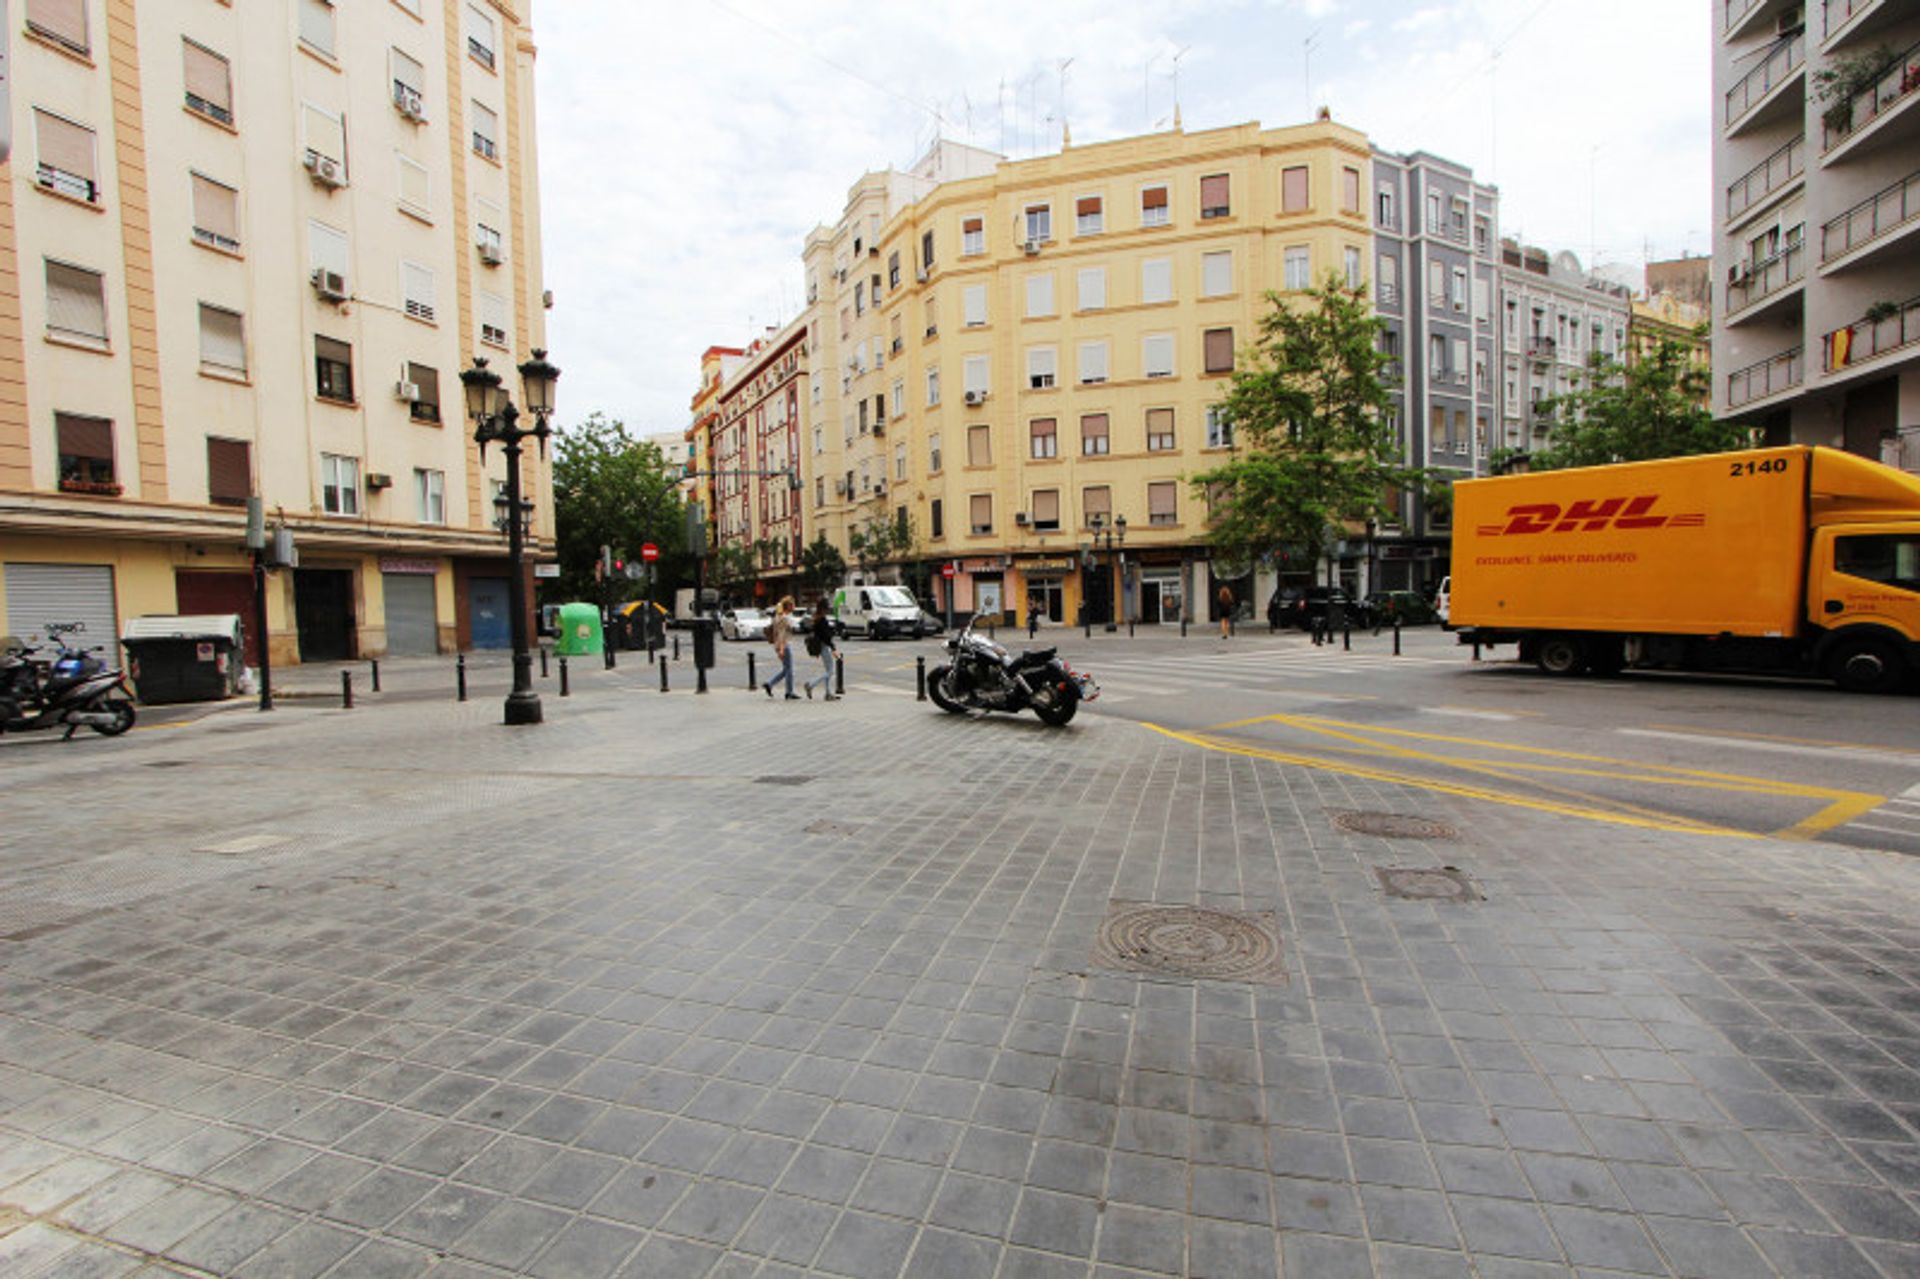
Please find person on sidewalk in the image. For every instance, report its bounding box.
[1217,584,1234,639]
[762,597,798,700]
[802,599,839,700]
[1266,590,1284,633]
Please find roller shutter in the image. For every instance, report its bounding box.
[382,574,438,655]
[4,563,118,653]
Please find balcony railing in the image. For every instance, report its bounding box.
[1727,136,1804,221]
[1822,167,1920,262]
[1822,0,1874,41]
[1725,33,1805,126]
[1726,242,1805,312]
[1826,294,1920,371]
[1725,0,1765,32]
[1726,347,1803,406]
[35,164,98,204]
[1822,37,1920,149]
[1527,337,1557,361]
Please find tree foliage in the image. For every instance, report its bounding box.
[800,534,847,595]
[1192,275,1419,569]
[550,413,687,600]
[708,544,760,599]
[1531,338,1745,471]
[847,510,916,577]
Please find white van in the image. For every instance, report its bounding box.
[1435,576,1452,628]
[832,584,928,639]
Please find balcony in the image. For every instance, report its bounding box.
[1823,0,1895,47]
[1825,294,1920,373]
[1821,166,1920,268]
[1725,34,1805,135]
[1726,135,1804,225]
[1725,242,1805,319]
[1821,37,1920,157]
[1527,336,1557,362]
[1726,0,1801,40]
[1726,347,1804,407]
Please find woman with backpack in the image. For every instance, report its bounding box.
[802,599,839,700]
[762,597,798,699]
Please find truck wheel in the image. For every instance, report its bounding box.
[1828,637,1906,694]
[1535,636,1587,676]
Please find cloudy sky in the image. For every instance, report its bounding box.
[535,0,1710,436]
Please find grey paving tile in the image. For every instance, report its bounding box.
[1361,1183,1462,1249]
[229,1220,364,1279]
[1449,1193,1563,1263]
[1541,1204,1666,1274]
[814,1208,920,1278]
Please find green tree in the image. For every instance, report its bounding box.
[1532,337,1745,471]
[1192,275,1418,571]
[847,510,916,578]
[550,413,687,600]
[800,534,847,595]
[708,544,759,601]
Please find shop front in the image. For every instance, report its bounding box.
[1136,561,1185,624]
[1013,556,1077,627]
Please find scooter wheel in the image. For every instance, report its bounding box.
[927,665,968,715]
[92,698,136,736]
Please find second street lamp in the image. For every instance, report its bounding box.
[461,349,559,726]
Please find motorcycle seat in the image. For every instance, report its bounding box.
[1012,648,1057,667]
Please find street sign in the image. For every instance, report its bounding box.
[941,563,956,579]
[640,542,659,563]
[623,563,644,580]
[533,563,560,578]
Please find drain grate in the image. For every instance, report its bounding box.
[1334,811,1457,840]
[754,775,814,787]
[1092,901,1287,985]
[1377,866,1482,903]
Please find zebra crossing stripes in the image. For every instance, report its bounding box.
[1086,648,1458,703]
[1839,781,1920,843]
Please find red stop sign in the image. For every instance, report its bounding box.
[941,562,956,579]
[640,543,659,563]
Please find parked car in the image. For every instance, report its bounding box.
[917,610,947,636]
[719,607,770,641]
[1435,575,1452,627]
[1272,586,1354,630]
[1361,590,1436,627]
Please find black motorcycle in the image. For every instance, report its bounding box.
[928,613,1098,726]
[1,627,137,739]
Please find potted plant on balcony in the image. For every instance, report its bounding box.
[59,477,123,496]
[1814,44,1901,138]
[1865,301,1900,325]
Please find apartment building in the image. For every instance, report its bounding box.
[727,119,1376,626]
[1370,150,1500,593]
[686,344,744,524]
[1714,0,1919,465]
[711,321,806,582]
[1,0,548,666]
[1498,241,1634,459]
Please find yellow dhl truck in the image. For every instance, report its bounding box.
[1449,446,1920,692]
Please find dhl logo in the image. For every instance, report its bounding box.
[1475,495,1707,537]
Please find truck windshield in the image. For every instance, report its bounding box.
[871,588,915,607]
[1835,535,1920,592]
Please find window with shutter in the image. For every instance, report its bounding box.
[1082,485,1111,526]
[308,221,349,281]
[1146,407,1175,451]
[315,336,354,403]
[1076,196,1103,236]
[472,101,498,159]
[198,304,247,375]
[480,291,508,346]
[392,48,425,112]
[1282,166,1309,213]
[1078,342,1108,385]
[1148,481,1177,525]
[1285,247,1311,290]
[408,362,441,423]
[1140,184,1169,226]
[303,104,345,168]
[322,453,360,516]
[33,110,97,202]
[398,155,431,215]
[928,432,942,472]
[1030,418,1057,459]
[1026,347,1056,390]
[27,0,89,53]
[967,425,992,468]
[1143,334,1175,380]
[963,284,987,327]
[1343,167,1361,214]
[45,260,107,344]
[1025,273,1054,318]
[415,468,445,524]
[969,494,992,534]
[1080,413,1109,456]
[1024,204,1051,243]
[299,0,335,58]
[403,261,436,322]
[1077,267,1106,311]
[930,499,943,538]
[1202,251,1233,298]
[207,438,252,505]
[466,3,496,69]
[1032,490,1060,531]
[963,355,989,396]
[183,41,233,124]
[961,217,984,256]
[191,174,240,251]
[1141,258,1172,305]
[1204,328,1234,374]
[1200,174,1230,218]
[56,413,115,488]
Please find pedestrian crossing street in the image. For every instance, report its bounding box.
[1081,644,1462,704]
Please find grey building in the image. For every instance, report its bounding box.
[1714,0,1920,466]
[1497,242,1634,457]
[1369,150,1500,594]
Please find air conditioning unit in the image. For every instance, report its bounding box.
[964,390,986,406]
[394,380,420,402]
[1023,239,1041,256]
[365,472,393,490]
[1777,6,1803,35]
[393,86,426,122]
[915,268,929,283]
[834,478,848,496]
[477,241,502,266]
[1014,512,1031,526]
[304,152,344,188]
[310,268,348,301]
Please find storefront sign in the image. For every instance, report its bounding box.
[379,557,438,575]
[533,563,561,579]
[960,558,1002,573]
[1021,558,1077,572]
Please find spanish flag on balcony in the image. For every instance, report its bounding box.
[1832,325,1853,369]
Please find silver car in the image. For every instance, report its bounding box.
[719,608,769,641]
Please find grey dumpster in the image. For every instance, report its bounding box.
[122,614,244,705]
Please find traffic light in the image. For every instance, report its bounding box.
[600,544,614,577]
[612,556,625,574]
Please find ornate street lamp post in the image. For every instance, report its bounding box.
[1089,512,1128,631]
[461,349,559,726]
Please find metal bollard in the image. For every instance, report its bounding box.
[540,647,549,678]
[1084,617,1091,639]
[1128,619,1135,639]
[605,642,616,670]
[1393,621,1402,656]
[659,658,669,693]
[369,659,380,692]
[673,634,681,661]
[748,651,757,690]
[457,653,467,701]
[559,657,570,696]
[835,652,845,696]
[1343,627,1351,651]
[916,655,927,701]
[1181,616,1188,638]
[341,670,353,709]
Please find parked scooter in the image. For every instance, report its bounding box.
[927,613,1098,726]
[0,626,137,739]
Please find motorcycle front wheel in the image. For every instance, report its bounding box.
[91,697,136,736]
[926,664,969,715]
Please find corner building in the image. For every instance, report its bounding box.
[796,119,1375,627]
[1,0,549,665]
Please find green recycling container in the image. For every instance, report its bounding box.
[552,602,603,656]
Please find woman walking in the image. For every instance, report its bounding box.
[762,596,798,700]
[802,599,839,700]
[1217,584,1234,639]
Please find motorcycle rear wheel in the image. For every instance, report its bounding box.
[1034,695,1078,727]
[91,697,136,736]
[927,664,969,714]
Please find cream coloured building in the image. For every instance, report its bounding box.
[741,119,1376,627]
[1,0,549,667]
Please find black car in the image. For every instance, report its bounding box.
[1361,590,1436,627]
[1273,586,1356,630]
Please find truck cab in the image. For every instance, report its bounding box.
[1809,527,1920,690]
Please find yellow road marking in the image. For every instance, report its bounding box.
[1142,723,1752,837]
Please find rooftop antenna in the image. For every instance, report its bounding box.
[1143,51,1160,130]
[1303,29,1321,119]
[1170,45,1190,130]
[1056,57,1074,147]
[998,77,1007,154]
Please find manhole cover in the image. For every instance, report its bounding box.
[1334,811,1457,840]
[754,775,813,787]
[1377,866,1482,903]
[1092,901,1287,985]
